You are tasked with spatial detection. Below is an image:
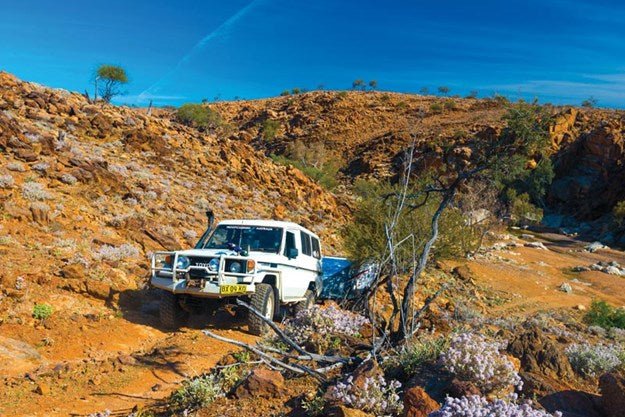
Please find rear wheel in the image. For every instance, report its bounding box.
[159,291,188,330]
[248,284,275,335]
[294,289,315,317]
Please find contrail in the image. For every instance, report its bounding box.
[138,0,263,101]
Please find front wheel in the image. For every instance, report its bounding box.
[293,289,315,317]
[248,284,275,335]
[159,291,188,330]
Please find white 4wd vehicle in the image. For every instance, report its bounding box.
[150,214,323,334]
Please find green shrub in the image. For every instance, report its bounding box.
[280,90,291,96]
[270,154,339,190]
[261,119,280,141]
[613,201,625,226]
[337,91,348,99]
[507,190,543,225]
[585,300,625,329]
[33,303,53,320]
[302,394,326,417]
[443,99,457,111]
[176,103,222,130]
[169,374,223,411]
[386,334,449,377]
[343,180,478,266]
[429,102,443,113]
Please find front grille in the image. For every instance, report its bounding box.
[187,256,217,280]
[188,256,216,267]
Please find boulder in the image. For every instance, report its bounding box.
[507,325,575,396]
[235,367,285,399]
[403,386,439,417]
[447,378,481,398]
[326,405,373,417]
[600,371,625,417]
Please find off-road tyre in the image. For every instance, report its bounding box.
[293,289,315,317]
[248,283,275,335]
[159,291,188,330]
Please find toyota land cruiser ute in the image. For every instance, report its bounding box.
[150,213,323,335]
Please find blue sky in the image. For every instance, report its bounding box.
[1,0,625,107]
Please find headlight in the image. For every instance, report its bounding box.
[229,261,242,273]
[154,253,172,269]
[208,258,219,272]
[176,256,190,270]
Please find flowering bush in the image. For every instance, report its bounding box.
[429,395,562,417]
[94,244,140,263]
[440,333,522,393]
[565,343,622,377]
[0,174,14,189]
[327,374,403,417]
[60,173,78,185]
[22,182,52,201]
[169,373,224,411]
[284,305,368,344]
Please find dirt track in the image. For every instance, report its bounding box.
[0,305,256,417]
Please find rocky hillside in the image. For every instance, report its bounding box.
[0,71,347,311]
[213,93,625,241]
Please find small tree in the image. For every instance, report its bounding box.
[467,90,478,99]
[368,80,378,91]
[581,96,598,108]
[419,87,429,95]
[352,79,365,90]
[437,86,450,96]
[94,64,128,103]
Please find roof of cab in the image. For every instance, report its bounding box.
[217,219,319,238]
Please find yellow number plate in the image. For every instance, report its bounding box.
[219,284,248,295]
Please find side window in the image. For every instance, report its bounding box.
[284,231,296,256]
[311,237,321,259]
[300,232,312,256]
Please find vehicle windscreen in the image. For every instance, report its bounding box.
[200,225,283,253]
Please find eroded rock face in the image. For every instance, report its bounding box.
[599,371,625,417]
[403,386,439,417]
[507,325,575,397]
[550,116,625,220]
[508,325,574,380]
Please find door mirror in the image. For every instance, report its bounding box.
[287,248,299,259]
